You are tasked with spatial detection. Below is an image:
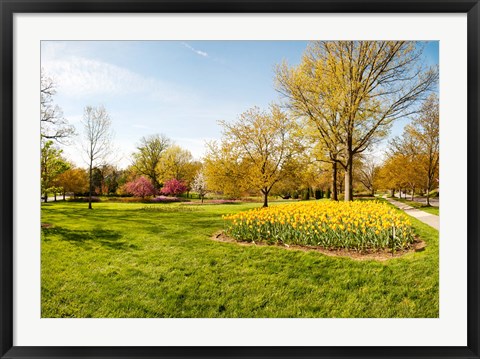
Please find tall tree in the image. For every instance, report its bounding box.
[356,155,380,196]
[378,151,422,200]
[41,140,70,202]
[409,94,439,205]
[132,134,171,191]
[41,69,75,143]
[277,41,438,201]
[377,154,405,197]
[81,105,114,209]
[206,105,301,207]
[386,94,439,204]
[277,62,345,200]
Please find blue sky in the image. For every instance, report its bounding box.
[41,41,439,168]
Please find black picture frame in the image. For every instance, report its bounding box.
[1,1,479,358]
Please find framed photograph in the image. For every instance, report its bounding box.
[1,1,479,358]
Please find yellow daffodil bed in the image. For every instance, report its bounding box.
[223,201,415,252]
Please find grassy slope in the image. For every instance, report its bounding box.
[41,201,438,318]
[393,197,440,216]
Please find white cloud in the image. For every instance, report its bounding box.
[182,42,209,57]
[42,55,193,104]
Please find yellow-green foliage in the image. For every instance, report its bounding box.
[223,201,415,251]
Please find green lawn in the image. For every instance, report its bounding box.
[41,200,439,318]
[394,197,440,216]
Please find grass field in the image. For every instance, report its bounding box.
[393,198,440,216]
[41,200,439,318]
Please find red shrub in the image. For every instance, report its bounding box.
[160,178,187,196]
[124,177,156,198]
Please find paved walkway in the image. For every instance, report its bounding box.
[384,196,439,231]
[41,195,72,202]
[392,193,439,207]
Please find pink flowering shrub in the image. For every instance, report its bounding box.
[160,178,187,196]
[124,176,156,198]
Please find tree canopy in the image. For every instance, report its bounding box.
[81,105,114,209]
[205,105,301,207]
[276,41,438,201]
[132,134,171,190]
[41,69,75,143]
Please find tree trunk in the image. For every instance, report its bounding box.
[426,178,431,206]
[152,176,160,193]
[344,152,353,201]
[54,193,57,202]
[262,188,269,207]
[391,188,394,197]
[411,187,415,201]
[44,192,48,203]
[331,161,338,201]
[63,191,66,201]
[88,163,93,210]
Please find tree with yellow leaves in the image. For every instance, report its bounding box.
[408,94,439,205]
[157,145,201,189]
[276,41,438,201]
[56,167,88,199]
[204,105,301,207]
[381,94,439,203]
[204,140,249,199]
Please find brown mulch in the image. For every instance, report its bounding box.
[211,231,426,262]
[41,223,54,229]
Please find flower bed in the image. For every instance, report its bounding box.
[223,201,415,252]
[150,195,184,203]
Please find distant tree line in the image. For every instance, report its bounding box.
[41,41,439,208]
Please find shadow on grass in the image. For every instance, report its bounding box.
[42,227,138,251]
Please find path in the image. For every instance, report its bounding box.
[41,195,72,202]
[384,196,439,231]
[393,193,439,207]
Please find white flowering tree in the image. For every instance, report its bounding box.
[192,171,208,203]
